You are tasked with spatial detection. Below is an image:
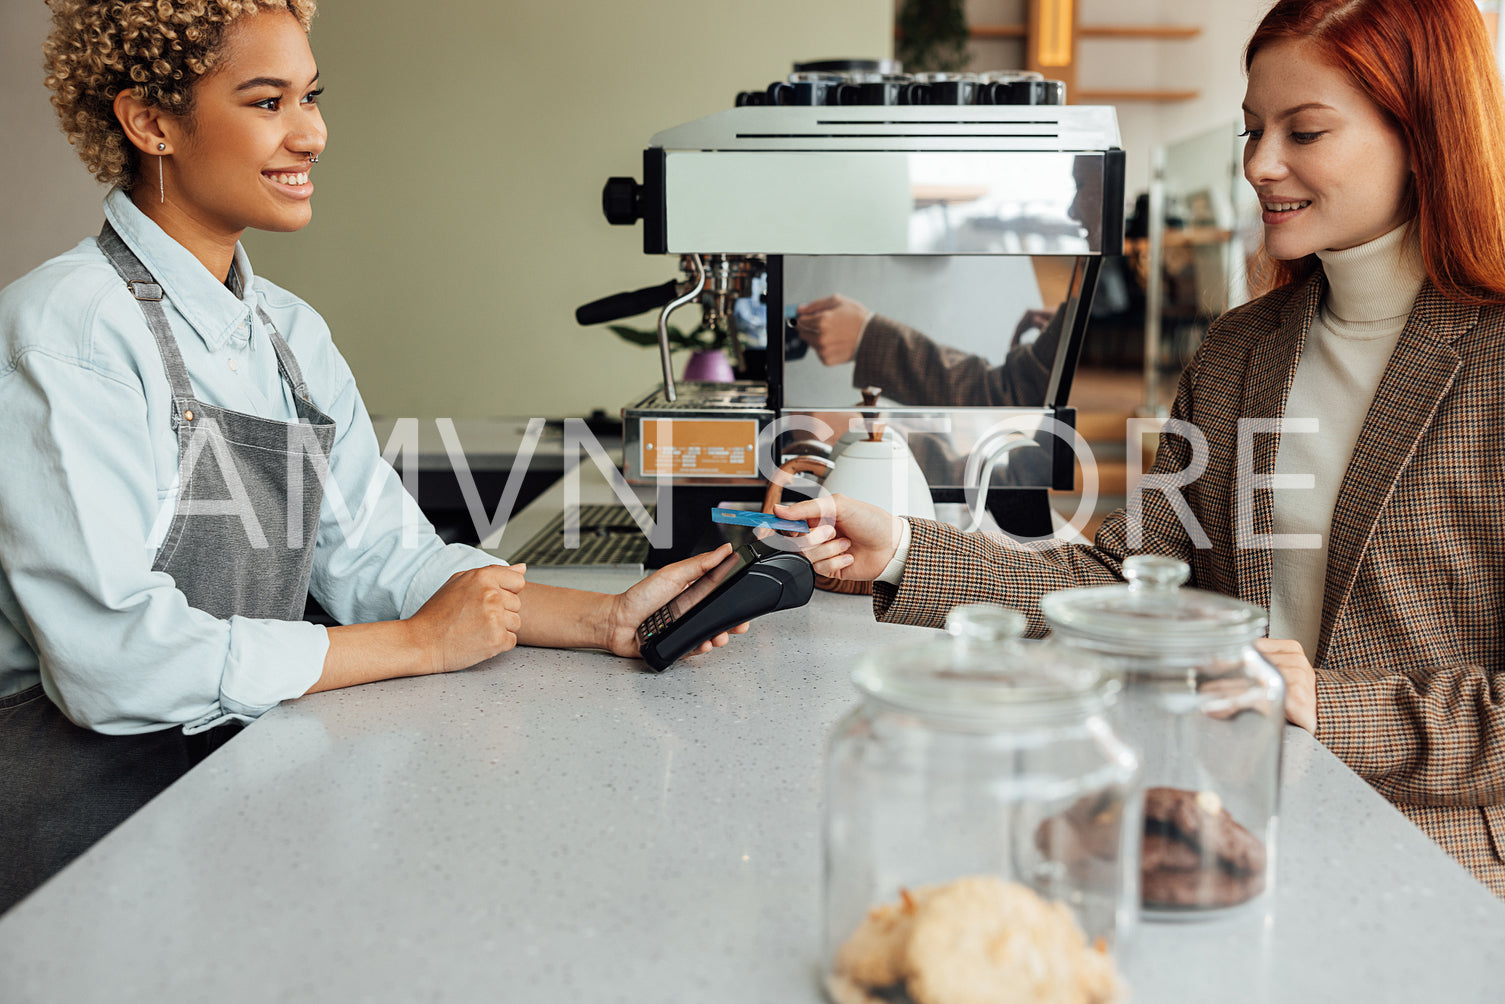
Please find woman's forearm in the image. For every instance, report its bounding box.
[1316,666,1505,807]
[307,577,610,696]
[514,583,613,650]
[308,620,435,694]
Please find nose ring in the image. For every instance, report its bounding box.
[309,155,320,164]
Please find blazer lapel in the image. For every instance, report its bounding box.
[1233,273,1323,611]
[1316,285,1470,664]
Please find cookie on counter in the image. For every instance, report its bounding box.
[829,875,1124,1004]
[834,886,932,990]
[905,876,1121,1004]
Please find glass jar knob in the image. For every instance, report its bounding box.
[945,603,1026,643]
[1122,554,1190,592]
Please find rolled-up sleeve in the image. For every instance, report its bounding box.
[0,347,328,735]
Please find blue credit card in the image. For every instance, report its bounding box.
[711,507,810,534]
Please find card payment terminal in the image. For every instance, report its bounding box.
[636,538,815,671]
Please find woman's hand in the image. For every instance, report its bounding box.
[601,544,751,658]
[1254,637,1317,733]
[407,564,528,674]
[795,294,873,366]
[772,494,905,581]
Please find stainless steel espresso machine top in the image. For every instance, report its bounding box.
[576,67,1125,557]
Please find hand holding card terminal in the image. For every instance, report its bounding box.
[636,538,815,671]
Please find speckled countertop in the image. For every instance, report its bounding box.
[2,534,1503,1000]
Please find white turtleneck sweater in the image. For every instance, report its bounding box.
[1268,223,1426,656]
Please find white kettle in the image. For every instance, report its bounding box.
[822,390,936,520]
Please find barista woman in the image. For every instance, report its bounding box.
[783,0,1505,897]
[0,0,743,913]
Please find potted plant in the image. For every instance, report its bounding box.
[607,316,737,382]
[896,0,971,73]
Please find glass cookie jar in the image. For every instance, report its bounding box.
[1040,555,1285,920]
[823,605,1140,1004]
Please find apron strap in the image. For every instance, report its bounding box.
[255,305,315,405]
[97,222,196,429]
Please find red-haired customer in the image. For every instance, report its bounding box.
[782,0,1505,898]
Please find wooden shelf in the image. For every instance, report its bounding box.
[1079,25,1201,40]
[919,24,1202,41]
[1075,88,1201,103]
[910,184,990,206]
[893,16,1205,104]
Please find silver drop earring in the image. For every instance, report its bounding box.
[157,142,166,203]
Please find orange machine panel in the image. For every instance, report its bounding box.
[640,418,759,478]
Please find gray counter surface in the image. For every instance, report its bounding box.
[3,496,1504,1001]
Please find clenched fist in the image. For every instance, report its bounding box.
[409,564,528,674]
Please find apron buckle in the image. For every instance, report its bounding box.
[126,280,164,301]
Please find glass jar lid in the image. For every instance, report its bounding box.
[1038,555,1268,652]
[850,604,1113,722]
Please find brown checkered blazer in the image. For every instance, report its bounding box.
[874,270,1505,897]
[851,310,1060,408]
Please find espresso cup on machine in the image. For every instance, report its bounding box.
[976,70,1038,105]
[768,71,846,106]
[838,72,926,106]
[1007,78,1067,105]
[914,72,980,105]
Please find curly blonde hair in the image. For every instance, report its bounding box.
[43,0,317,190]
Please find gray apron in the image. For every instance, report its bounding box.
[0,223,336,913]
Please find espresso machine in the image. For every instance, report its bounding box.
[577,66,1125,563]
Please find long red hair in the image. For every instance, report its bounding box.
[1247,0,1505,304]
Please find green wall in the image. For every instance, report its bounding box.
[242,1,892,421]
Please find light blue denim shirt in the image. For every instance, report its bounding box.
[0,189,501,733]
